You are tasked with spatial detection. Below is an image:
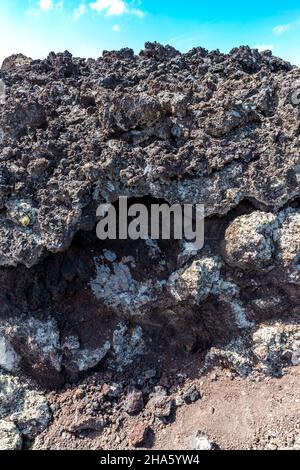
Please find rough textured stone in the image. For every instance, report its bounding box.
[0,43,298,391]
[0,372,50,440]
[146,387,175,420]
[183,385,201,404]
[0,44,298,268]
[124,389,144,415]
[188,433,218,450]
[224,212,277,270]
[205,320,300,377]
[128,422,150,447]
[0,420,22,450]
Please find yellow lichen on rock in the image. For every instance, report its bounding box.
[19,215,31,227]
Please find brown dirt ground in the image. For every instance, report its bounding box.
[33,365,300,451]
[154,366,300,450]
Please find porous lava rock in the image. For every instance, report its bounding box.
[0,44,299,448]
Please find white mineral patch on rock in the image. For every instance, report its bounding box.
[0,336,20,372]
[204,320,300,377]
[0,316,62,372]
[188,434,217,450]
[0,420,22,450]
[274,208,300,282]
[62,335,111,372]
[224,211,277,270]
[204,335,253,377]
[112,323,145,371]
[71,343,111,372]
[167,257,221,303]
[90,258,161,315]
[0,372,50,440]
[252,321,300,375]
[224,208,300,279]
[230,300,254,329]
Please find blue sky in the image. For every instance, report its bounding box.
[0,1,300,65]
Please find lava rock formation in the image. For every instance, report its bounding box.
[0,43,299,401]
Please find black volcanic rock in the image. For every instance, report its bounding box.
[0,43,299,395]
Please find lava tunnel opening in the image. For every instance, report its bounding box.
[1,194,299,389]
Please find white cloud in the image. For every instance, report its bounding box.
[90,0,126,16]
[112,24,121,32]
[273,23,292,35]
[39,0,53,10]
[27,1,63,17]
[73,3,87,20]
[255,44,274,52]
[89,0,144,17]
